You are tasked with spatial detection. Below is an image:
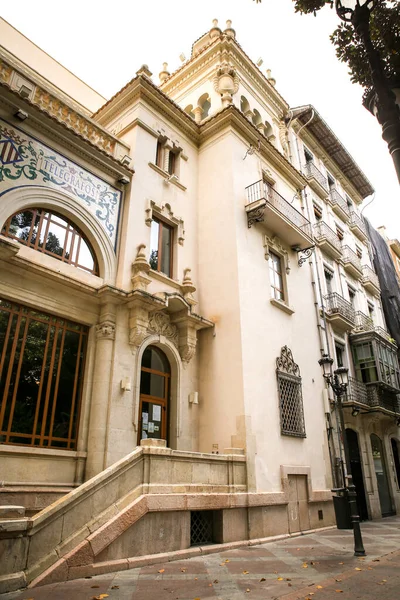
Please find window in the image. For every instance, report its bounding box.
[356,245,363,260]
[156,140,164,168]
[345,194,353,210]
[368,302,375,321]
[352,342,378,384]
[168,151,176,175]
[324,269,334,295]
[0,298,87,449]
[336,224,344,241]
[304,147,313,164]
[348,286,356,308]
[1,208,98,275]
[269,252,284,301]
[276,346,306,438]
[149,218,173,277]
[335,343,345,368]
[313,202,323,222]
[327,172,335,190]
[155,139,180,177]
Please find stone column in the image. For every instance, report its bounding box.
[163,142,173,172]
[85,303,116,480]
[193,106,203,124]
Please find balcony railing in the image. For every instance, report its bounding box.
[246,180,313,238]
[354,311,374,332]
[313,221,343,256]
[362,264,380,293]
[375,326,397,346]
[346,376,369,407]
[342,245,363,278]
[329,189,350,221]
[303,162,329,192]
[325,292,356,324]
[350,211,368,239]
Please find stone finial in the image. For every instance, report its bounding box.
[210,18,221,38]
[131,244,151,291]
[181,268,197,308]
[224,19,236,38]
[159,62,170,84]
[266,69,276,87]
[136,64,153,78]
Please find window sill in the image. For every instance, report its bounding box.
[149,268,181,290]
[270,298,295,315]
[148,162,187,191]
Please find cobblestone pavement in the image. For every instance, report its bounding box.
[2,516,400,600]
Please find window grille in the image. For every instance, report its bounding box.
[276,346,306,438]
[190,511,214,546]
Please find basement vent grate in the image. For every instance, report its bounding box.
[190,510,214,546]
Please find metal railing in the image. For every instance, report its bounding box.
[350,211,367,237]
[329,189,350,218]
[362,264,380,290]
[375,326,397,345]
[245,180,313,237]
[313,221,342,254]
[342,245,362,273]
[354,311,374,332]
[324,292,356,324]
[303,162,329,191]
[346,376,369,406]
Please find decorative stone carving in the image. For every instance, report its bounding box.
[96,320,116,340]
[223,19,236,39]
[159,62,170,83]
[279,120,290,158]
[264,235,290,274]
[179,343,197,366]
[131,244,151,291]
[145,199,185,245]
[181,268,197,307]
[129,326,148,347]
[148,312,179,347]
[213,62,240,107]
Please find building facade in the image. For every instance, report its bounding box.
[0,17,400,593]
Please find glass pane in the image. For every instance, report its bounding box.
[77,238,95,271]
[142,347,170,373]
[140,371,165,398]
[45,221,66,256]
[8,210,34,240]
[149,220,159,270]
[160,224,172,276]
[141,401,162,439]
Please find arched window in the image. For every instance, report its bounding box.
[184,104,195,119]
[240,96,250,114]
[1,208,99,275]
[197,93,211,120]
[252,109,262,128]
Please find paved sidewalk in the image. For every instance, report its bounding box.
[2,516,400,599]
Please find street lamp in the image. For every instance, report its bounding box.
[335,0,400,184]
[318,354,366,556]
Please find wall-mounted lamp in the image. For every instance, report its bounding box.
[188,391,198,405]
[120,377,132,392]
[14,109,28,121]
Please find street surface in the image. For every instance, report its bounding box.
[2,516,400,599]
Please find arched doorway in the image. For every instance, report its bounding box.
[370,434,395,517]
[345,429,369,521]
[138,346,170,444]
[391,438,400,490]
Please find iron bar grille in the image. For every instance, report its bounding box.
[350,211,367,237]
[354,311,374,332]
[362,265,380,290]
[313,222,343,254]
[190,511,214,546]
[245,180,312,237]
[329,189,350,218]
[324,292,356,324]
[276,346,305,438]
[303,162,328,191]
[342,245,362,273]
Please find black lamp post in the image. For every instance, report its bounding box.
[335,0,400,184]
[318,354,366,556]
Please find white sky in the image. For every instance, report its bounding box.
[1,0,398,236]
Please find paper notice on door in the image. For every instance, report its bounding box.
[153,405,161,421]
[142,412,148,424]
[148,422,155,433]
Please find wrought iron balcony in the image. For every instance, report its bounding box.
[345,376,369,408]
[344,377,400,415]
[313,221,343,261]
[341,245,363,280]
[349,211,368,242]
[303,162,329,197]
[374,326,397,346]
[324,292,356,332]
[245,180,314,250]
[354,311,374,333]
[329,189,350,223]
[362,264,380,296]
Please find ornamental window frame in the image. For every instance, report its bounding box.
[276,346,306,438]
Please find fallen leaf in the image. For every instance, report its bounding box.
[316,585,323,589]
[260,577,266,582]
[91,586,100,589]
[111,586,119,590]
[158,569,165,574]
[382,579,387,582]
[367,567,373,570]
[181,568,187,573]
[92,596,109,600]
[213,579,219,583]
[277,577,283,581]
[335,579,342,582]
[372,559,380,562]
[355,567,362,571]
[225,559,230,563]
[335,591,343,594]
[243,570,249,574]
[194,577,198,581]
[209,583,213,587]
[302,563,308,569]
[338,562,344,565]
[246,589,251,593]
[274,570,278,574]
[288,583,292,587]
[286,578,291,581]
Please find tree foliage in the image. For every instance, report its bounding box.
[254,1,400,92]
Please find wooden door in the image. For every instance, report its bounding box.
[288,475,310,533]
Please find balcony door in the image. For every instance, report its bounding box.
[138,346,170,445]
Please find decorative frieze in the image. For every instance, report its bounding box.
[96,320,116,340]
[148,311,179,348]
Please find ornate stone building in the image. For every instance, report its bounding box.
[0,17,399,594]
